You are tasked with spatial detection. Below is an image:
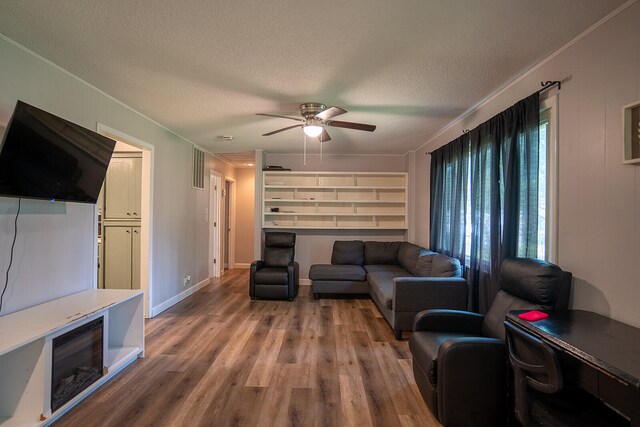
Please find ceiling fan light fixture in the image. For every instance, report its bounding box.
[303,119,323,138]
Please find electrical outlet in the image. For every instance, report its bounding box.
[183,275,191,286]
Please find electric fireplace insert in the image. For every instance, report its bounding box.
[51,317,104,412]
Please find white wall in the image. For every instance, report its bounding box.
[0,36,213,315]
[262,153,408,281]
[412,2,640,327]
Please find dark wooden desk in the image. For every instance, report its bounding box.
[506,310,640,426]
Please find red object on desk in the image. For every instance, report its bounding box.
[519,310,548,322]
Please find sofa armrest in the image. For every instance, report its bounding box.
[436,337,507,426]
[413,309,485,334]
[393,276,468,313]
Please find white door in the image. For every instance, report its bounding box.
[209,174,222,278]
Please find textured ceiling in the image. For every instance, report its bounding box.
[0,0,627,155]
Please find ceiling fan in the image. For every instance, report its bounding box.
[257,103,376,142]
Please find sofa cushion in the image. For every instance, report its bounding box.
[398,243,440,276]
[364,265,409,275]
[254,267,289,285]
[409,331,473,387]
[364,241,401,265]
[430,254,462,277]
[414,252,435,276]
[331,240,365,265]
[309,264,367,282]
[398,242,426,275]
[367,270,413,309]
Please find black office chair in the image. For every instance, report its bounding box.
[250,232,299,301]
[505,321,629,427]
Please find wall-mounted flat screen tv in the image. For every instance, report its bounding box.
[0,101,116,204]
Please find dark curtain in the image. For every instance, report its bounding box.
[430,92,540,313]
[429,135,468,262]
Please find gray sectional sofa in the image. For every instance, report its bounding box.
[309,241,468,339]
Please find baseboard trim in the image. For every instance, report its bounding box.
[234,263,251,269]
[150,278,211,317]
[300,279,311,287]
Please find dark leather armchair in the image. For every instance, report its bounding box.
[250,232,299,301]
[408,258,572,427]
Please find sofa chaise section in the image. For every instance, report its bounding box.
[310,240,468,339]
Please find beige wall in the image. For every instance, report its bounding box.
[412,3,640,327]
[234,168,255,265]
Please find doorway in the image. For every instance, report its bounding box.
[223,179,236,272]
[96,124,153,317]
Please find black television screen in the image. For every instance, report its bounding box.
[0,101,116,204]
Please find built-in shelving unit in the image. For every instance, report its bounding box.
[0,289,144,426]
[263,171,408,229]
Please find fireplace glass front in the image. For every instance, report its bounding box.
[51,317,104,412]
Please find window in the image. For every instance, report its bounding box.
[430,93,555,311]
[445,96,558,264]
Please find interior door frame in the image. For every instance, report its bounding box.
[209,172,223,278]
[224,178,236,271]
[97,123,154,318]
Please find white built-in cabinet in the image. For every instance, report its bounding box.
[103,226,140,291]
[101,152,142,290]
[262,171,408,229]
[0,290,144,426]
[104,154,142,219]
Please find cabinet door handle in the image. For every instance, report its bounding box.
[134,230,138,234]
[126,230,130,233]
[127,212,131,216]
[133,212,138,216]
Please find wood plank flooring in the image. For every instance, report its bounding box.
[54,269,440,427]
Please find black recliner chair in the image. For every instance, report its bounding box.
[250,232,299,301]
[408,257,572,427]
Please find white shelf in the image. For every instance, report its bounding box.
[265,199,405,204]
[106,346,141,371]
[263,171,408,230]
[265,212,406,217]
[0,290,144,427]
[265,185,405,189]
[264,226,408,230]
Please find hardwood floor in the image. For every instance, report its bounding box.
[55,269,440,427]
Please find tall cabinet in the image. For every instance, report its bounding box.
[100,152,142,290]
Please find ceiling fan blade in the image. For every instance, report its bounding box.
[315,106,347,120]
[326,120,376,132]
[316,129,332,142]
[263,124,303,136]
[256,113,304,122]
